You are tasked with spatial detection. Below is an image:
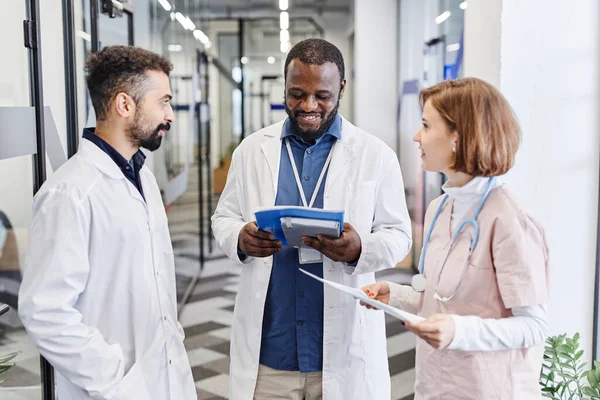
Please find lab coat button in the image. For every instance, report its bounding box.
[297,320,304,326]
[263,258,270,264]
[163,316,167,321]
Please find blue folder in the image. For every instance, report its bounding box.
[255,206,345,246]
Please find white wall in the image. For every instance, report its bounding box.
[500,0,600,362]
[463,0,502,87]
[398,0,427,209]
[353,0,398,150]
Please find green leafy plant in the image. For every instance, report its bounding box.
[0,351,18,382]
[540,333,600,399]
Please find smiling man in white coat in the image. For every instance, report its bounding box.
[212,38,412,399]
[18,46,196,399]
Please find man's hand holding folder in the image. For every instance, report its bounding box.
[301,222,362,263]
[238,221,283,258]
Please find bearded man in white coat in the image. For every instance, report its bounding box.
[18,46,196,399]
[212,38,412,399]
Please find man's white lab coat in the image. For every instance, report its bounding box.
[211,116,412,400]
[18,138,196,400]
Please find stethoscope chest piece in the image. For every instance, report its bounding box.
[411,273,426,293]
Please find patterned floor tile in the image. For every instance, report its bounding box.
[191,365,221,381]
[187,347,227,367]
[184,321,229,338]
[207,327,231,342]
[207,340,231,356]
[387,331,416,358]
[185,333,228,351]
[195,374,229,398]
[196,388,228,400]
[388,348,416,376]
[201,357,231,375]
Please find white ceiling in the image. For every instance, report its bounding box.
[184,0,352,18]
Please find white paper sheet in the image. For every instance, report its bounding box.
[299,268,425,323]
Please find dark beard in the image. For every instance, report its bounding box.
[127,114,170,152]
[285,99,340,142]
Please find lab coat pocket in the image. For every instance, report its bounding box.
[348,181,376,234]
[359,306,388,375]
[109,358,152,400]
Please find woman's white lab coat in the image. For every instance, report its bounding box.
[18,139,196,399]
[212,117,412,400]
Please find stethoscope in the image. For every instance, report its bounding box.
[411,177,496,302]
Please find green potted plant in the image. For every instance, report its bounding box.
[0,351,18,382]
[540,333,600,398]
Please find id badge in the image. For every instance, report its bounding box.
[298,247,323,264]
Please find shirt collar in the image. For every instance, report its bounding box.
[442,176,502,203]
[281,113,342,142]
[82,128,146,171]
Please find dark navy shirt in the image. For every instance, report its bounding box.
[259,114,341,372]
[82,128,146,200]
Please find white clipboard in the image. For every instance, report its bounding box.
[299,268,425,324]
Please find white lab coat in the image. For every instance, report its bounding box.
[18,138,196,400]
[211,116,412,400]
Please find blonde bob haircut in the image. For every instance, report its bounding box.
[419,77,521,176]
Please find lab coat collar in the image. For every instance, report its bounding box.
[325,116,356,191]
[260,120,285,195]
[78,138,126,180]
[79,139,147,204]
[260,115,356,196]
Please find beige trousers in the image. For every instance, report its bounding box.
[253,364,323,400]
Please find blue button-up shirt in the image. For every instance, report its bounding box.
[259,114,341,372]
[82,128,146,200]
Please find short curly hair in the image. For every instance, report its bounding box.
[85,45,173,121]
[284,38,345,83]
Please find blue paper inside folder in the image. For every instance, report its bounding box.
[255,206,345,246]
